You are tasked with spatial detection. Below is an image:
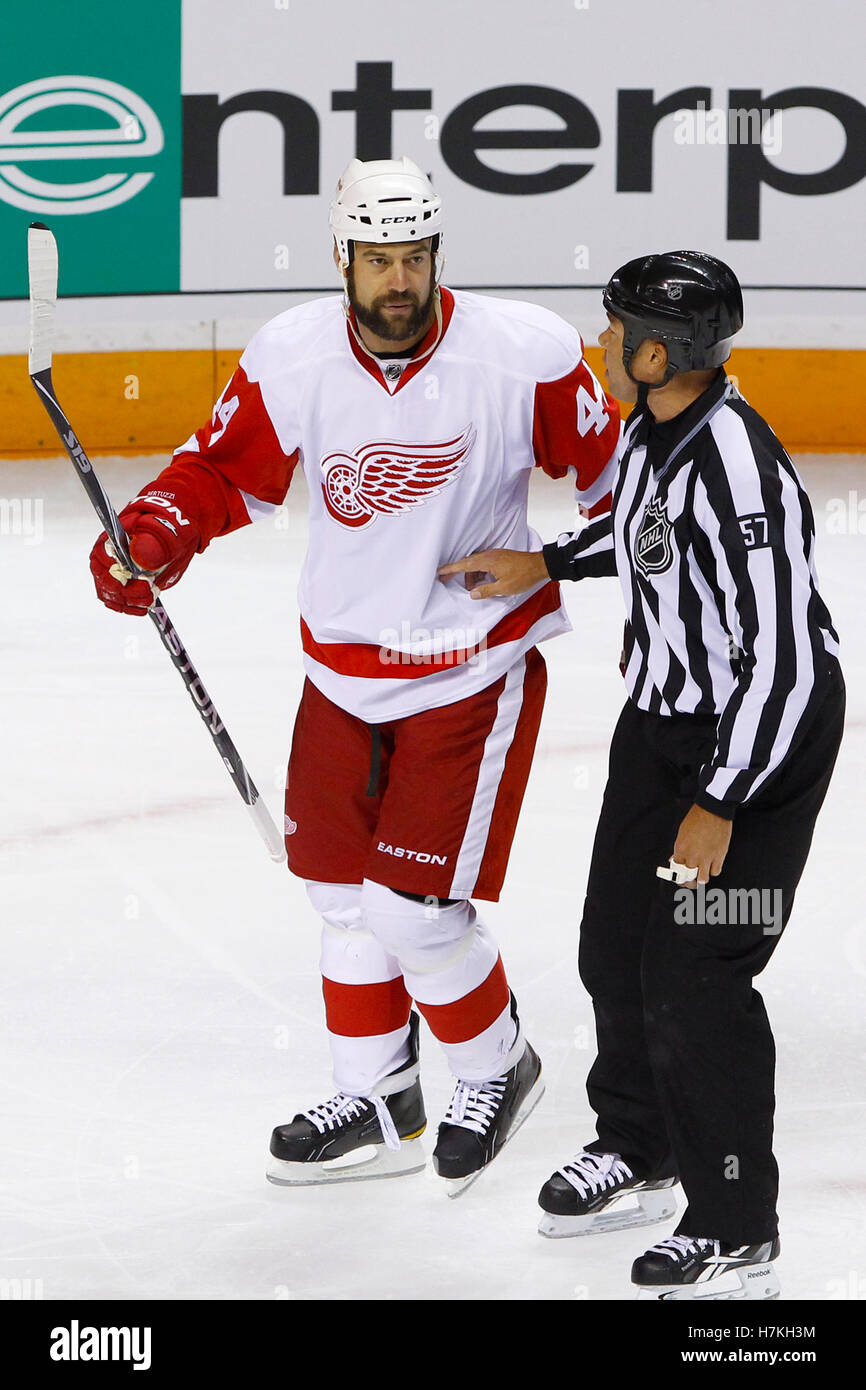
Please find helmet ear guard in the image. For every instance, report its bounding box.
[430,232,445,286]
[609,305,683,387]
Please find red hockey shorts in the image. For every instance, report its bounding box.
[284,647,547,901]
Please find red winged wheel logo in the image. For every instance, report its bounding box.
[320,425,476,529]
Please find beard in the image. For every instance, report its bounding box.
[346,266,436,344]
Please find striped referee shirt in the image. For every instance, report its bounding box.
[542,370,840,817]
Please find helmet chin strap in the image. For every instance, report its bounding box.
[622,351,653,411]
[343,285,443,364]
[623,343,677,409]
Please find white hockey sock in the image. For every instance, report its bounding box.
[360,879,516,1081]
[306,880,412,1094]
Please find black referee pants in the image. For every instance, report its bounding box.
[579,660,845,1245]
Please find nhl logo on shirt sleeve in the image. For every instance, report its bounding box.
[634,498,674,577]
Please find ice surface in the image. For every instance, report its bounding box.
[1,455,864,1301]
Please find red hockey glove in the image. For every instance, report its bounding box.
[90,490,202,615]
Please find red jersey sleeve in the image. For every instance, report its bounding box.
[532,352,620,519]
[144,363,300,548]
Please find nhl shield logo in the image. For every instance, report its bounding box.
[634,498,674,577]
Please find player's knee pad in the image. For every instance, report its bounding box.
[306,879,396,983]
[305,879,363,932]
[360,878,477,976]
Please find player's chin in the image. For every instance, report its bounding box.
[381,309,417,330]
[379,323,420,342]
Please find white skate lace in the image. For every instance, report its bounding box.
[557,1151,634,1197]
[302,1092,402,1152]
[443,1077,507,1135]
[648,1234,720,1261]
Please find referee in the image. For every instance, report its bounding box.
[439,251,845,1299]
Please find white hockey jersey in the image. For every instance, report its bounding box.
[156,287,620,721]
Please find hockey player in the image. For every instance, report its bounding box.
[440,251,844,1291]
[89,157,620,1195]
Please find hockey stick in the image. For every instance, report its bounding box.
[27,222,286,864]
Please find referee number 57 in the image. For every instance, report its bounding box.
[738,512,771,549]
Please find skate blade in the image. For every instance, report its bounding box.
[636,1264,780,1301]
[442,1076,546,1200]
[266,1136,426,1187]
[539,1185,678,1238]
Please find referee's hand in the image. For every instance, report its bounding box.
[438,548,550,599]
[671,804,732,888]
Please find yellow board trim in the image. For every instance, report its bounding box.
[1,345,864,455]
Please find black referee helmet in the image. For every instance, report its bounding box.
[603,251,743,384]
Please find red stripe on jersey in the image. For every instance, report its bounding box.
[322,976,412,1038]
[533,356,620,496]
[346,288,456,393]
[300,580,562,679]
[415,956,510,1044]
[584,493,612,520]
[162,364,300,543]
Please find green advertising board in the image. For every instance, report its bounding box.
[0,0,181,297]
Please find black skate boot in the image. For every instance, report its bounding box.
[266,1011,427,1186]
[632,1234,781,1300]
[432,998,544,1197]
[538,1150,679,1237]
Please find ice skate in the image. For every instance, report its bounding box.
[266,1011,427,1186]
[432,1010,544,1197]
[632,1234,781,1300]
[538,1149,678,1237]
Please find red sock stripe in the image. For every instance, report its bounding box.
[322,975,412,1038]
[415,956,510,1045]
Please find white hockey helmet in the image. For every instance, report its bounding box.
[329,156,444,282]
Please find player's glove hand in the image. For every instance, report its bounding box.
[90,492,202,616]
